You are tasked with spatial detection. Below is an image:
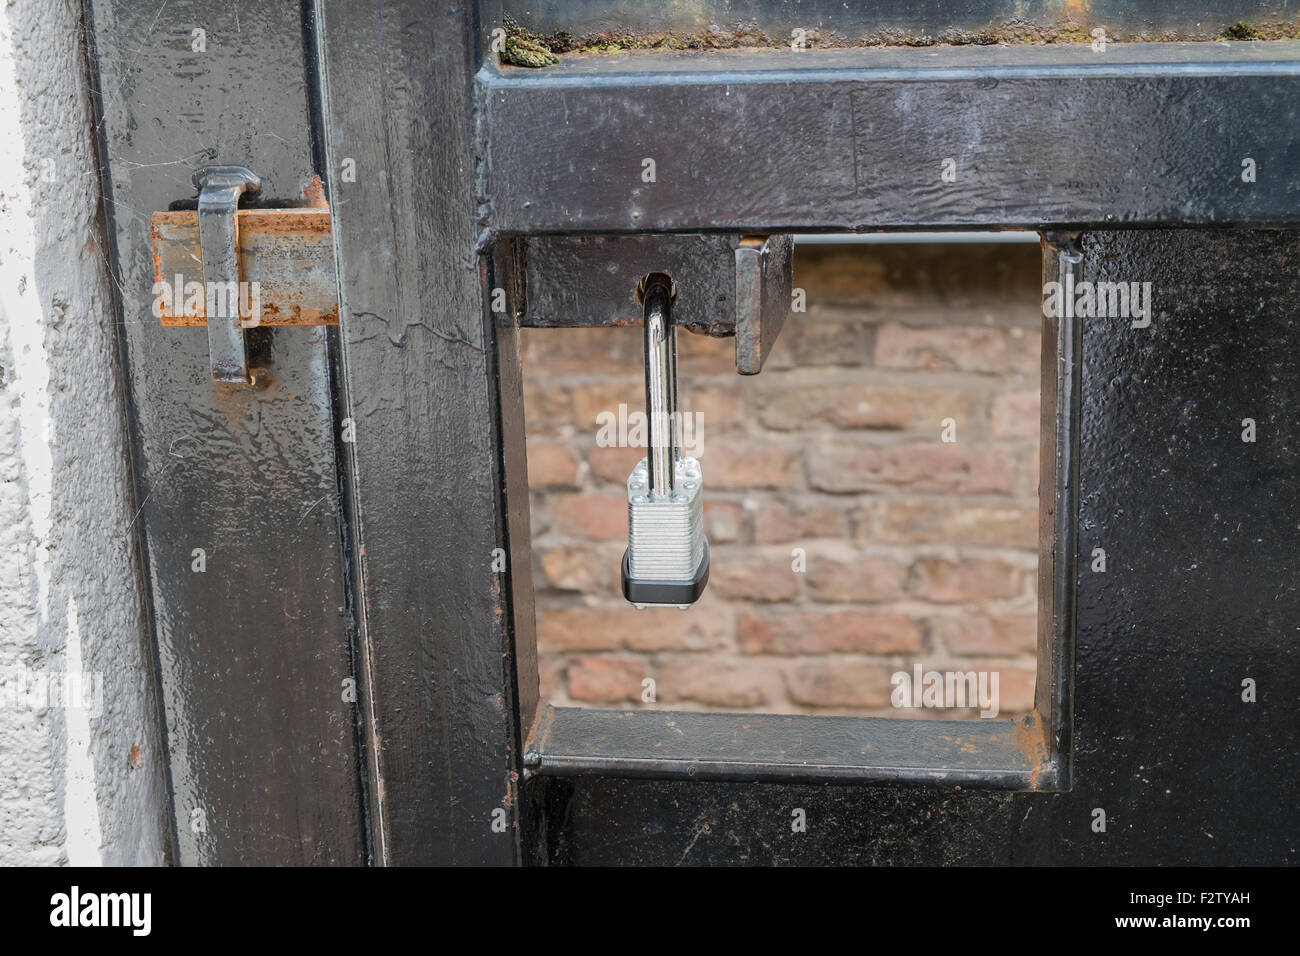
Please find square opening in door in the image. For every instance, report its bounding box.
[521,234,1042,723]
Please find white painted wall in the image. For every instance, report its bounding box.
[0,0,168,865]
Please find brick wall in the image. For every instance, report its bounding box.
[521,241,1043,718]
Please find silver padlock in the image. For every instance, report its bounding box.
[621,274,710,608]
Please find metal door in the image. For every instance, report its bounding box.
[84,0,1300,865]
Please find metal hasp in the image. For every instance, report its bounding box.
[621,274,710,607]
[510,233,795,373]
[193,165,261,384]
[734,235,793,375]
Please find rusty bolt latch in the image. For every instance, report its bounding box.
[150,168,339,387]
[193,166,262,385]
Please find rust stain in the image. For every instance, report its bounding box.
[150,205,336,327]
[301,175,328,208]
[523,701,556,758]
[1011,711,1050,787]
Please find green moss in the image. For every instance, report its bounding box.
[502,35,557,67]
[497,14,1300,64]
[1223,21,1262,40]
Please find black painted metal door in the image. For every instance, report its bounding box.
[85,0,1300,865]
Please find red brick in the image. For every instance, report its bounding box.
[678,333,735,374]
[708,553,801,602]
[875,323,1039,375]
[526,441,579,487]
[806,547,908,603]
[992,390,1041,438]
[521,327,642,375]
[656,656,784,708]
[857,499,1037,547]
[908,557,1025,603]
[753,500,848,542]
[704,440,800,490]
[737,609,922,655]
[759,384,975,432]
[538,545,608,593]
[537,603,731,652]
[567,656,646,703]
[995,666,1036,714]
[572,384,640,432]
[677,386,744,436]
[781,319,873,368]
[703,500,745,543]
[550,494,627,541]
[537,655,563,699]
[807,441,1018,494]
[588,444,643,484]
[931,612,1038,655]
[522,379,569,433]
[787,661,894,709]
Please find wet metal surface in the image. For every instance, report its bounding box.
[84,0,365,865]
[479,43,1300,234]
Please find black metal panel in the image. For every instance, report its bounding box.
[479,44,1300,234]
[313,0,533,864]
[519,234,740,334]
[533,229,1300,866]
[526,706,1052,788]
[83,0,365,864]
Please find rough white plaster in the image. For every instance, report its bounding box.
[0,0,167,865]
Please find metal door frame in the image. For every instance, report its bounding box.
[84,0,1300,865]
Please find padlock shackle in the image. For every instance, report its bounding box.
[642,273,678,497]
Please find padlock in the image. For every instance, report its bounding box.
[621,273,710,608]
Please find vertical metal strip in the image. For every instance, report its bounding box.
[314,0,529,864]
[82,0,365,865]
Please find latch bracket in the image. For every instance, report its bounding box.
[150,168,339,386]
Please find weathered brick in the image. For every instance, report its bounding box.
[787,661,894,709]
[781,318,873,368]
[522,378,569,433]
[572,383,640,432]
[875,323,1038,375]
[538,603,731,652]
[537,655,563,699]
[677,386,744,436]
[567,656,646,703]
[588,444,643,484]
[806,546,908,603]
[550,493,627,541]
[708,552,802,602]
[538,545,608,593]
[753,500,848,542]
[994,666,1036,714]
[807,441,1018,494]
[526,440,579,487]
[857,499,1037,547]
[931,612,1038,655]
[679,333,736,374]
[908,557,1025,603]
[703,440,800,490]
[703,500,745,543]
[737,609,921,655]
[521,327,642,375]
[992,389,1041,438]
[759,383,975,432]
[656,656,783,708]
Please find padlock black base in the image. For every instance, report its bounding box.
[621,543,710,607]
